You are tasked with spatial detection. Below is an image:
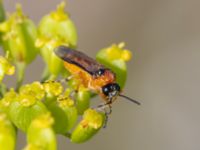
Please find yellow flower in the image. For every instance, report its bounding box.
[0,55,15,82]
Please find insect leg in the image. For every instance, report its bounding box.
[41,75,75,84]
[96,103,112,114]
[56,75,74,83]
[94,102,112,128]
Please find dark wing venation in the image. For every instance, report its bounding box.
[54,45,105,74]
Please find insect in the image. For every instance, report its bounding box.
[54,45,140,112]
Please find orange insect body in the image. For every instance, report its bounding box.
[64,62,115,94]
[55,45,140,105]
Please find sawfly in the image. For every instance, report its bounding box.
[54,45,140,111]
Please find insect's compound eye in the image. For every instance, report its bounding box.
[102,83,121,96]
[102,84,111,96]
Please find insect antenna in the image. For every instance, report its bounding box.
[119,94,141,105]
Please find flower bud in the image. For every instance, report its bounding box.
[0,88,17,113]
[8,94,48,132]
[0,112,16,150]
[19,82,45,100]
[47,95,78,134]
[96,42,132,88]
[0,4,39,65]
[71,109,105,143]
[26,113,57,150]
[37,2,77,76]
[76,86,91,115]
[43,81,63,97]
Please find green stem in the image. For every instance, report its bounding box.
[41,66,51,82]
[0,83,7,98]
[41,66,57,82]
[0,0,5,22]
[0,0,5,45]
[16,62,26,90]
[64,132,71,138]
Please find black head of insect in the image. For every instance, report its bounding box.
[102,83,141,105]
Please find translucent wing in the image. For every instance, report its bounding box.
[54,45,105,75]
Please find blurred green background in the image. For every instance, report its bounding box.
[4,0,200,150]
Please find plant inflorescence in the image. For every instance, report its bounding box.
[0,1,132,149]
